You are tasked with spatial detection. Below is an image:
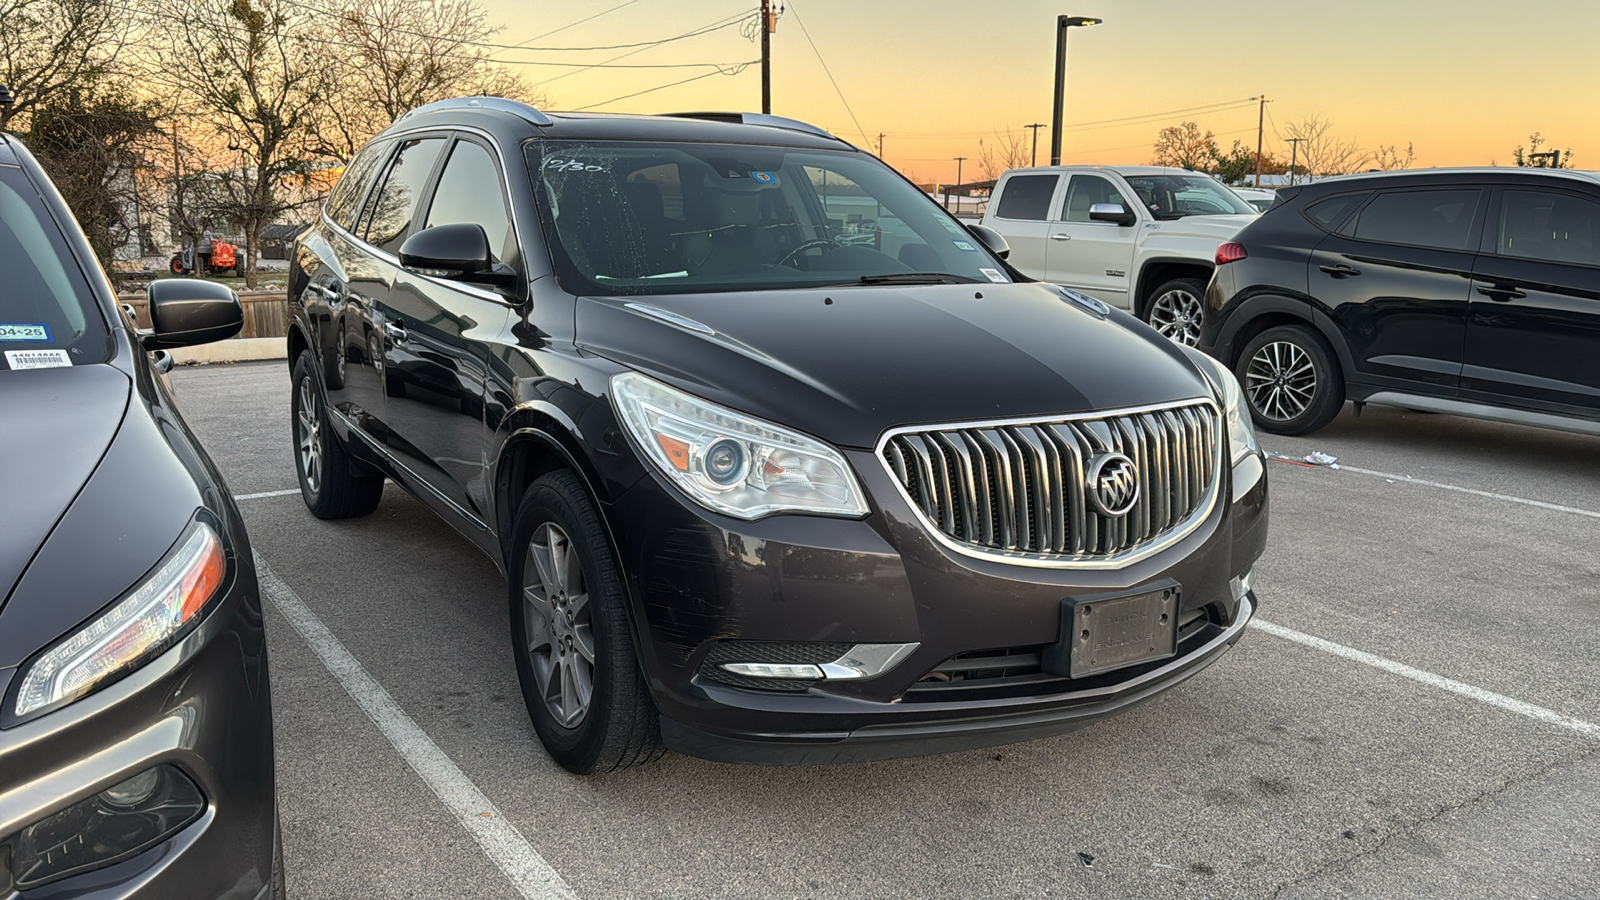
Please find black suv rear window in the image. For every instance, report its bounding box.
[0,166,110,370]
[995,174,1058,220]
[1349,189,1481,251]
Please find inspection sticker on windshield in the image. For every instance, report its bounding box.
[0,323,50,341]
[952,240,976,251]
[5,349,70,370]
[979,268,1010,284]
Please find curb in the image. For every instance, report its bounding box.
[172,337,287,365]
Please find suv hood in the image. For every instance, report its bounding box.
[0,365,130,606]
[576,282,1212,449]
[1148,214,1256,241]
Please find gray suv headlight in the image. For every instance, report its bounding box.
[1181,346,1260,465]
[611,372,869,520]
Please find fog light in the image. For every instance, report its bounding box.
[3,765,205,890]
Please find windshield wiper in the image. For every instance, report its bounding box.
[855,272,981,285]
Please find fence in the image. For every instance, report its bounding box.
[118,291,290,339]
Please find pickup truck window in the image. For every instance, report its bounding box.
[1060,175,1124,222]
[1123,174,1255,219]
[994,174,1058,220]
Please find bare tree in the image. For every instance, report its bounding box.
[1150,121,1218,170]
[312,0,542,159]
[977,129,1030,181]
[1371,142,1416,171]
[157,0,325,289]
[1280,115,1371,177]
[0,0,131,130]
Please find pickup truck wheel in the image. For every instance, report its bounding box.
[1236,325,1345,435]
[291,350,384,518]
[509,471,663,774]
[1144,277,1207,346]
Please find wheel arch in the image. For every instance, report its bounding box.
[287,319,312,374]
[1136,258,1214,317]
[492,414,617,571]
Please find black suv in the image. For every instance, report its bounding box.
[1202,168,1600,436]
[288,98,1269,771]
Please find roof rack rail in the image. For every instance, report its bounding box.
[399,96,552,127]
[661,112,842,142]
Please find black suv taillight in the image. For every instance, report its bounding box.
[1215,242,1247,265]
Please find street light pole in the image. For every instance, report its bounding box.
[1050,15,1102,167]
[1285,136,1304,186]
[953,156,966,213]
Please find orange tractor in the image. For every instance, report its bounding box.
[169,237,239,276]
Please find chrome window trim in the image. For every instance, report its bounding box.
[874,397,1224,570]
[320,123,528,307]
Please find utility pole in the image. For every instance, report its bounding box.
[1253,95,1272,188]
[877,132,885,158]
[952,156,966,213]
[760,0,773,114]
[1024,123,1045,167]
[1285,136,1304,186]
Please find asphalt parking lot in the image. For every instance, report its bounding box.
[173,360,1600,899]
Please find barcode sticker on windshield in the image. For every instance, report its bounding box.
[979,268,1010,284]
[0,323,50,341]
[5,349,71,370]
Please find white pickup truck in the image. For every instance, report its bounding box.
[980,165,1257,345]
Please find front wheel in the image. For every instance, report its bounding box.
[508,470,663,774]
[1236,325,1345,435]
[1143,277,1208,346]
[290,350,384,518]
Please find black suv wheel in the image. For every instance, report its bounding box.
[291,350,384,518]
[508,471,663,773]
[1236,325,1344,435]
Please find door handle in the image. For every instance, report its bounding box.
[1050,233,1072,241]
[384,322,408,343]
[1476,285,1526,302]
[1319,264,1361,278]
[311,283,340,302]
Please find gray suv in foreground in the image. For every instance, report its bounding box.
[290,98,1269,772]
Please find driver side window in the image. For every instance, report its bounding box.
[1060,175,1124,223]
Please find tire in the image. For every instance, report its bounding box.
[170,255,186,275]
[290,350,383,518]
[1235,324,1345,435]
[508,470,663,774]
[1142,277,1208,346]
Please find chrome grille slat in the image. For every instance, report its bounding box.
[880,401,1223,567]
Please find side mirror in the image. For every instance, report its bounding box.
[399,223,518,290]
[143,278,243,349]
[966,222,1011,260]
[1089,203,1137,227]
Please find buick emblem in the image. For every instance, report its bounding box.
[1087,452,1139,517]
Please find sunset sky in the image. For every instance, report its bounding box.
[480,0,1599,183]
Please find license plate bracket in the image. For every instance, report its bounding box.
[1041,581,1180,679]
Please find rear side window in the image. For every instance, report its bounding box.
[1497,190,1600,267]
[1349,189,1481,251]
[0,168,109,369]
[994,174,1058,220]
[1303,192,1368,232]
[324,139,389,230]
[362,137,445,254]
[424,140,513,262]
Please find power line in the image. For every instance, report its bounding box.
[530,11,752,87]
[503,0,642,48]
[785,2,870,147]
[572,63,757,112]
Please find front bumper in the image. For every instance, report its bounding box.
[0,556,276,898]
[606,445,1270,765]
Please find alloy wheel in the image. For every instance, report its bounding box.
[1245,340,1316,422]
[1148,289,1204,346]
[296,377,323,493]
[522,522,595,729]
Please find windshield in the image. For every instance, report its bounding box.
[529,140,1014,295]
[1122,174,1256,219]
[0,165,110,370]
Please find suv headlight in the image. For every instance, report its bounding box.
[1181,346,1260,465]
[13,520,227,721]
[611,372,869,520]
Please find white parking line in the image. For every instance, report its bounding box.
[1318,463,1600,521]
[235,488,301,501]
[1252,618,1600,739]
[254,553,578,900]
